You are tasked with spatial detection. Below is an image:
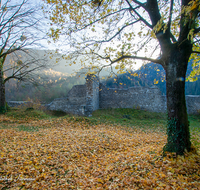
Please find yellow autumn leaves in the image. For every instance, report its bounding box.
[0,113,200,189]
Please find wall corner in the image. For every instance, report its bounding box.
[85,74,99,117]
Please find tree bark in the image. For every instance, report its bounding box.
[0,66,6,113]
[163,46,192,155]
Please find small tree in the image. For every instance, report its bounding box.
[45,0,200,155]
[0,0,52,113]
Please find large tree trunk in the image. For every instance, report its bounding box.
[163,48,192,155]
[0,67,6,113]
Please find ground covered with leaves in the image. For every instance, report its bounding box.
[0,109,200,189]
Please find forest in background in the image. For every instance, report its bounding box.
[5,71,85,103]
[104,61,200,95]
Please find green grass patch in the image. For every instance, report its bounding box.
[46,110,68,117]
[5,108,52,120]
[16,125,39,132]
[91,108,167,131]
[0,123,40,132]
[0,124,10,129]
[2,107,200,148]
[188,114,200,148]
[89,108,200,148]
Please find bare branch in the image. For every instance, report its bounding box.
[73,8,129,32]
[98,20,141,43]
[89,50,161,64]
[167,0,174,32]
[126,0,152,29]
[0,0,28,33]
[110,55,161,64]
[131,0,146,8]
[0,0,52,87]
[193,38,200,44]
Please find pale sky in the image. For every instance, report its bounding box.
[27,0,159,72]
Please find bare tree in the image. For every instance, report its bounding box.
[0,0,53,113]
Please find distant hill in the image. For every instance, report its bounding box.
[4,49,119,103]
[103,61,200,95]
[4,48,118,76]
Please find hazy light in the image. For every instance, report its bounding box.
[176,77,185,81]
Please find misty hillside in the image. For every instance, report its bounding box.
[4,49,87,103]
[4,49,81,75]
[104,61,200,95]
[5,49,200,103]
[6,71,86,103]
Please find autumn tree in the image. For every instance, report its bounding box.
[45,0,200,155]
[0,0,53,113]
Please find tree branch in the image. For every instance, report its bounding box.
[90,51,161,64]
[167,0,174,32]
[0,0,26,33]
[170,33,177,43]
[131,0,146,8]
[101,20,141,43]
[191,51,200,54]
[126,0,152,29]
[145,0,172,51]
[73,8,129,32]
[110,55,161,64]
[77,19,141,47]
[146,0,161,26]
[193,38,200,44]
[194,27,200,34]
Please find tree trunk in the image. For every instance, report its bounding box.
[0,66,6,113]
[163,49,191,155]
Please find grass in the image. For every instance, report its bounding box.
[5,107,51,120]
[2,107,200,129]
[92,108,167,128]
[9,107,200,147]
[67,108,200,148]
[92,108,200,148]
[1,107,200,146]
[16,125,39,132]
[91,108,200,130]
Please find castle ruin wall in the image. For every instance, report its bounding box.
[47,84,86,115]
[85,74,99,116]
[11,74,200,116]
[99,83,166,112]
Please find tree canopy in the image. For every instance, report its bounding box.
[45,0,199,77]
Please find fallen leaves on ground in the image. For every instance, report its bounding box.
[0,115,200,189]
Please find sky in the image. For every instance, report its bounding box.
[6,0,159,73]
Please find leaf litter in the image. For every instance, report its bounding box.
[0,115,199,189]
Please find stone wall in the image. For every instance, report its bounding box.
[47,84,86,115]
[85,74,99,116]
[7,101,33,107]
[9,74,200,116]
[186,95,200,114]
[99,84,166,112]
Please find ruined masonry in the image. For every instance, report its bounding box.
[47,74,200,116]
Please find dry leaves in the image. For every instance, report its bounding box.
[0,115,200,189]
